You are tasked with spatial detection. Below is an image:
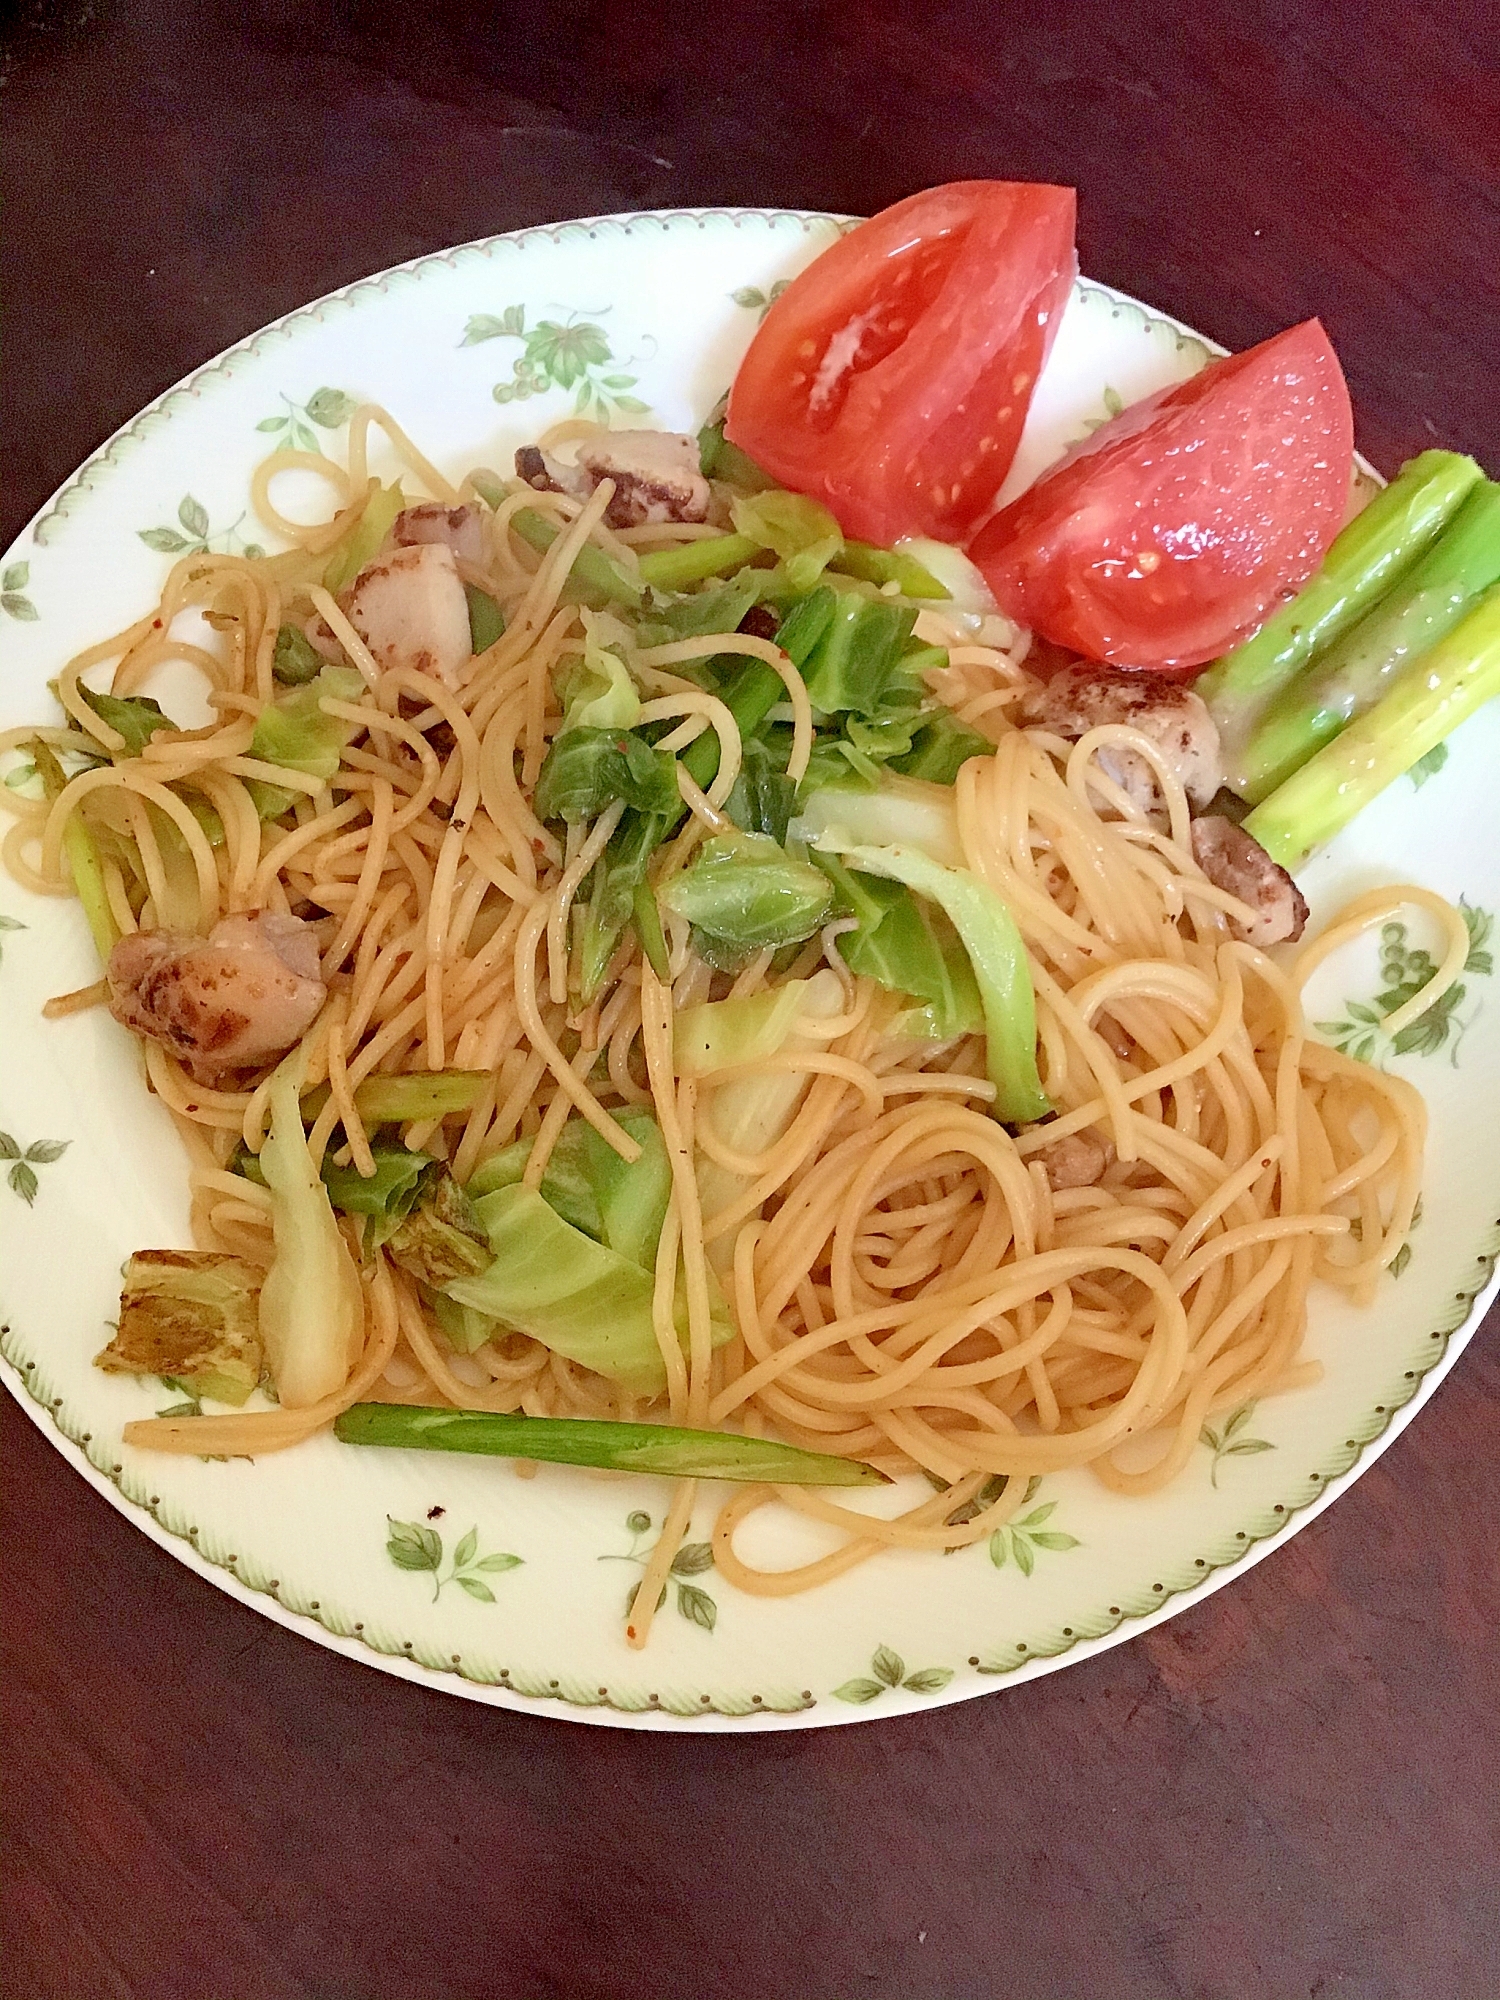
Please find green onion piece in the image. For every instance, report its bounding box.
[334,1403,888,1485]
[636,534,762,592]
[680,660,785,794]
[509,507,644,609]
[578,808,671,1001]
[832,542,952,599]
[466,467,508,509]
[464,583,506,654]
[773,586,838,668]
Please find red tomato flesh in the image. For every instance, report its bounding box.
[725,181,1077,547]
[969,319,1354,673]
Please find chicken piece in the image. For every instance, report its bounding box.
[1032,1128,1114,1191]
[514,430,711,529]
[1018,663,1223,814]
[1190,816,1309,947]
[346,542,471,687]
[107,911,326,1078]
[392,502,487,567]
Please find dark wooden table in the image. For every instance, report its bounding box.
[5,5,1499,1995]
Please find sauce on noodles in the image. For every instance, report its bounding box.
[1,407,1454,1648]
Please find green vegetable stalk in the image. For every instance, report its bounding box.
[1230,480,1500,801]
[697,414,776,493]
[635,533,762,593]
[352,1069,490,1122]
[578,808,672,1000]
[510,507,644,609]
[464,583,506,654]
[1243,582,1500,868]
[334,1403,888,1485]
[1197,450,1482,747]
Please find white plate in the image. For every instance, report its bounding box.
[3,208,1497,1730]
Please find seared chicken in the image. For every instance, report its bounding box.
[107,911,326,1078]
[1190,815,1309,946]
[1033,1127,1114,1191]
[1018,663,1223,814]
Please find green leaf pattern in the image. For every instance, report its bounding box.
[0,1131,70,1206]
[730,279,790,321]
[1081,383,1126,435]
[1200,1402,1275,1488]
[139,494,266,562]
[2,559,38,621]
[1409,743,1449,790]
[385,1516,522,1603]
[832,1644,954,1704]
[1315,902,1493,1067]
[463,305,651,420]
[598,1512,719,1633]
[988,1498,1082,1572]
[254,385,357,456]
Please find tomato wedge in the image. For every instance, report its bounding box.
[969,320,1354,673]
[725,182,1077,547]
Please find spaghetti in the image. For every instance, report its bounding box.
[0,411,1447,1643]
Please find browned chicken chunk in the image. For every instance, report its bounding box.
[1190,816,1309,946]
[107,911,326,1077]
[1018,663,1223,813]
[1032,1127,1114,1190]
[515,430,711,528]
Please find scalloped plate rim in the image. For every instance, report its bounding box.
[1,204,1493,1730]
